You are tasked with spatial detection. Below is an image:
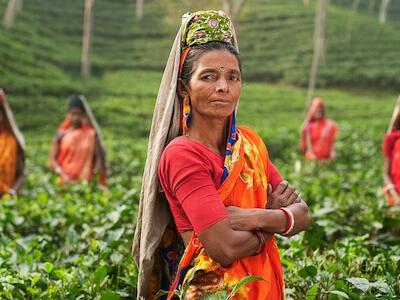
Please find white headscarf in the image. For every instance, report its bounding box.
[388,95,400,133]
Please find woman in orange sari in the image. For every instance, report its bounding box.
[383,97,400,206]
[49,95,106,186]
[0,89,25,197]
[300,97,339,160]
[133,11,311,299]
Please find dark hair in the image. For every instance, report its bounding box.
[393,113,400,131]
[68,95,85,112]
[180,41,241,86]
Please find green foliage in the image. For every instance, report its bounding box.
[0,0,400,94]
[0,69,400,299]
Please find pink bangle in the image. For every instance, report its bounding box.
[279,207,295,236]
[253,230,265,255]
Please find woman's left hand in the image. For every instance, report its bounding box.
[227,206,259,231]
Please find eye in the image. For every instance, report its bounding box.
[230,75,240,81]
[201,74,214,80]
[201,74,215,80]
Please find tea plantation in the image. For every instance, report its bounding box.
[0,0,399,299]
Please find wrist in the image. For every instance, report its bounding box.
[257,209,286,233]
[252,230,266,255]
[279,207,295,236]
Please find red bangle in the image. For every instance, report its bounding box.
[279,207,295,236]
[253,230,266,255]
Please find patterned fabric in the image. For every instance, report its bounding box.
[167,127,284,300]
[181,10,234,50]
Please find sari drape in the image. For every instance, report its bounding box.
[0,130,18,193]
[50,118,106,185]
[167,126,284,300]
[305,119,338,160]
[0,89,25,195]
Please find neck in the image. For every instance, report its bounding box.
[186,114,229,156]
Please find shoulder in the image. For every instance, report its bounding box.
[326,118,338,127]
[384,131,400,144]
[158,136,216,190]
[238,126,264,144]
[55,131,67,143]
[238,125,270,165]
[6,130,17,144]
[161,136,214,167]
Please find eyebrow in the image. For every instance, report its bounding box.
[198,67,241,74]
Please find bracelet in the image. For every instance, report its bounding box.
[279,207,295,236]
[253,230,266,255]
[383,184,396,193]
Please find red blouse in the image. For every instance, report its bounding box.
[158,136,283,234]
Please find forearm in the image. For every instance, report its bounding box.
[199,219,260,267]
[255,201,311,236]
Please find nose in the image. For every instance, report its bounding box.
[215,78,229,93]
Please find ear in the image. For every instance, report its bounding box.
[177,79,189,100]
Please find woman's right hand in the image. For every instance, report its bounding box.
[266,181,301,209]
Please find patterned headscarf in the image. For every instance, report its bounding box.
[181,10,234,49]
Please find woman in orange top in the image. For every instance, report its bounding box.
[300,97,339,160]
[0,89,25,197]
[383,97,400,206]
[49,95,106,186]
[133,11,311,300]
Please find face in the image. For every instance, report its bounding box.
[314,106,325,120]
[184,49,241,121]
[69,106,85,128]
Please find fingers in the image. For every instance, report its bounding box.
[287,190,300,205]
[270,181,303,208]
[282,184,296,199]
[273,181,288,195]
[267,184,272,196]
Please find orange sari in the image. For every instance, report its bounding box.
[0,129,18,193]
[168,126,284,299]
[300,98,338,160]
[305,119,338,160]
[50,119,103,184]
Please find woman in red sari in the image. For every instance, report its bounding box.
[49,95,106,186]
[300,97,339,160]
[0,89,25,196]
[133,11,311,299]
[383,97,400,206]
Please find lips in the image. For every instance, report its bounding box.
[210,99,231,104]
